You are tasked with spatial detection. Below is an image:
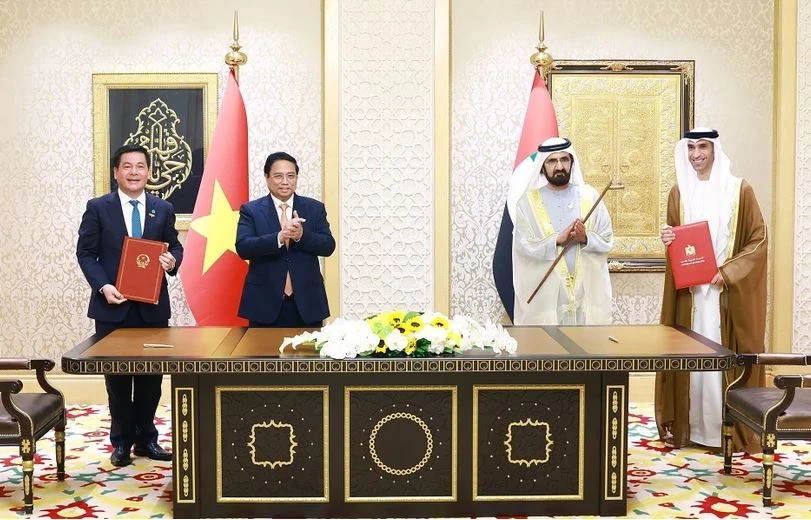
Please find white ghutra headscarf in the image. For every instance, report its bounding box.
[507,137,585,221]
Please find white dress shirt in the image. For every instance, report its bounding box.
[118,189,147,237]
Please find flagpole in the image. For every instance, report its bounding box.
[530,9,553,84]
[225,11,248,81]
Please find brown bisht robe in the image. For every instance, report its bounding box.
[654,180,767,453]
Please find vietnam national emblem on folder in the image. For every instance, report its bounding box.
[115,236,168,304]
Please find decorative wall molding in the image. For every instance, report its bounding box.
[337,0,436,317]
[793,0,810,354]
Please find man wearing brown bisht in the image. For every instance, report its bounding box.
[656,127,768,454]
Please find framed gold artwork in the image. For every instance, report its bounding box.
[548,60,694,271]
[92,73,219,230]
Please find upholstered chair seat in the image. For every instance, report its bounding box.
[0,358,67,514]
[723,353,811,506]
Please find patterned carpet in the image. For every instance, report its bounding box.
[0,404,809,518]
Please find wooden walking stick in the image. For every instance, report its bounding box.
[525,179,624,304]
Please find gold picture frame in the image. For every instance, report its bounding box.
[548,60,694,271]
[92,73,218,230]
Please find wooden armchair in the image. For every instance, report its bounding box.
[0,359,66,514]
[723,353,811,506]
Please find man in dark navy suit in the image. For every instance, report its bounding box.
[77,144,183,467]
[236,152,335,327]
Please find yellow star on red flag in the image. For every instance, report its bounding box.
[178,68,249,325]
[188,179,244,274]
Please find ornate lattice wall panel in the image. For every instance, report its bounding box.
[451,0,773,323]
[339,0,435,317]
[0,1,321,361]
[793,0,811,354]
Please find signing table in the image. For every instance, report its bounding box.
[62,325,733,518]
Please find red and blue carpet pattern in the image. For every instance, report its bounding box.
[0,404,809,518]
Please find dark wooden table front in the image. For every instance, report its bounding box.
[63,325,733,518]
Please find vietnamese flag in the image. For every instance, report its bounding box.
[492,70,558,322]
[179,68,249,325]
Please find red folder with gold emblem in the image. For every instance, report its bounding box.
[115,236,168,304]
[667,221,718,289]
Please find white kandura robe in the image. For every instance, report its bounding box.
[684,178,736,448]
[512,183,614,326]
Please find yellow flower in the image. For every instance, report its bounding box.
[430,315,450,329]
[447,330,462,347]
[387,310,406,326]
[404,337,417,355]
[403,315,425,333]
[375,341,388,354]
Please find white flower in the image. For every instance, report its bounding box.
[414,325,448,354]
[485,323,518,354]
[384,330,408,352]
[280,330,320,352]
[415,325,447,343]
[449,315,482,350]
[319,340,357,359]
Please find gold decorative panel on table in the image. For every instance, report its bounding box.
[344,386,457,502]
[473,384,585,501]
[215,386,329,503]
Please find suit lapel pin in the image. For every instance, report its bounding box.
[149,208,156,218]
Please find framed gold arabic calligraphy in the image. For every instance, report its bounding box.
[92,73,218,230]
[548,60,694,271]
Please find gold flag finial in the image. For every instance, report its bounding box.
[225,11,248,79]
[529,9,553,84]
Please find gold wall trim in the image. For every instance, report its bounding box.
[771,0,797,353]
[323,0,341,318]
[434,0,451,314]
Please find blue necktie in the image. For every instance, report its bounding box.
[129,200,142,238]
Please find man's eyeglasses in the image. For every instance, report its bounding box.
[270,173,298,181]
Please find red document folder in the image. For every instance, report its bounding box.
[667,221,718,289]
[115,236,168,304]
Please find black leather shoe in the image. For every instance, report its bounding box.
[110,445,132,467]
[133,442,172,461]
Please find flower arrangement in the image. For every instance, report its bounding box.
[280,310,518,360]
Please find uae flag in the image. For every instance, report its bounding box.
[492,70,558,322]
[179,69,249,325]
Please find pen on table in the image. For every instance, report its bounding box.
[143,343,174,348]
[608,336,620,344]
